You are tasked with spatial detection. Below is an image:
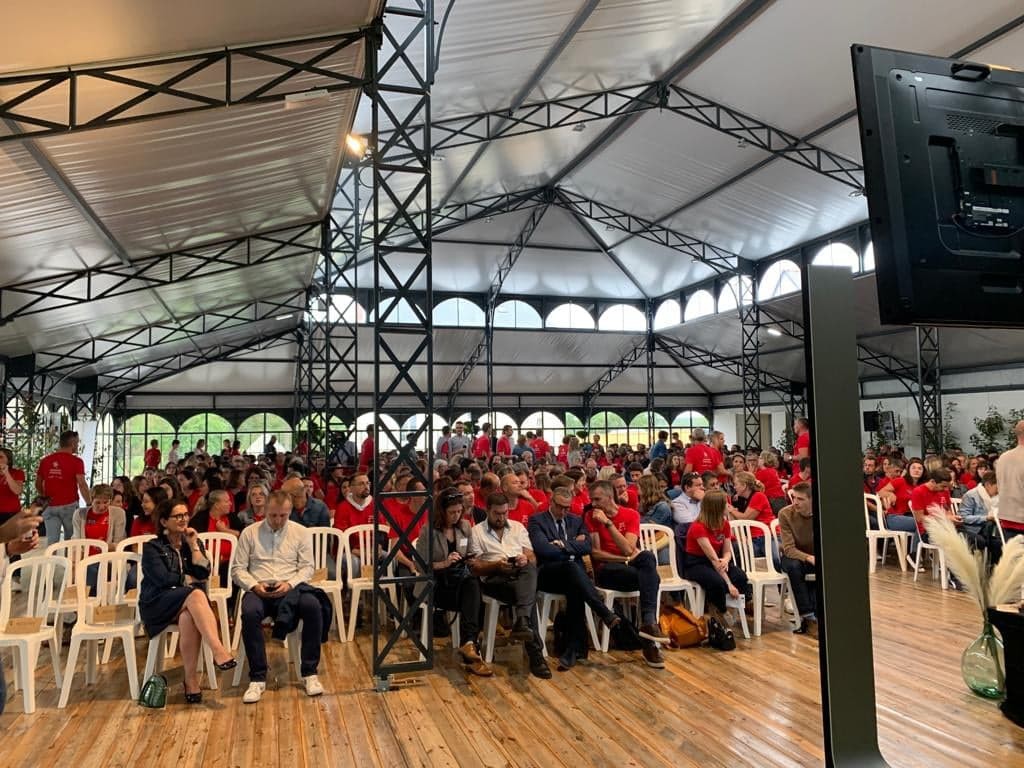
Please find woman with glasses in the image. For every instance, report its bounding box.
[415,489,491,676]
[140,499,236,704]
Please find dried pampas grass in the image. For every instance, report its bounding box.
[924,515,986,612]
[989,534,1024,606]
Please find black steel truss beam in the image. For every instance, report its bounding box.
[740,302,762,449]
[0,31,369,144]
[0,222,321,324]
[917,326,942,456]
[582,338,648,424]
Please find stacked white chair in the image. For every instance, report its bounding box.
[197,531,238,648]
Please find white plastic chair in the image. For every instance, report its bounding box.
[341,524,396,641]
[910,508,948,589]
[58,552,140,708]
[639,523,704,615]
[479,594,508,663]
[535,591,599,657]
[142,623,219,691]
[307,527,346,640]
[197,531,238,647]
[0,556,67,713]
[116,534,155,555]
[864,494,909,573]
[44,539,108,626]
[992,507,1007,547]
[730,520,793,637]
[949,498,962,514]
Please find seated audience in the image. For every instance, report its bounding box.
[73,484,126,549]
[778,482,818,637]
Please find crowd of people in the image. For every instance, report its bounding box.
[2,414,1022,711]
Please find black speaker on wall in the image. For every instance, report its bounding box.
[863,411,880,432]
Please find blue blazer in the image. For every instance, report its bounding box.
[528,511,592,565]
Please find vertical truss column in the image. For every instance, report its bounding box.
[295,164,362,454]
[786,383,807,448]
[740,301,762,450]
[645,301,655,445]
[368,2,435,685]
[916,326,942,456]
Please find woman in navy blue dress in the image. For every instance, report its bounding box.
[140,499,236,703]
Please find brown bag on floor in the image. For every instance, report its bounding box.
[659,603,707,648]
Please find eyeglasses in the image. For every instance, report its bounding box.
[169,513,189,521]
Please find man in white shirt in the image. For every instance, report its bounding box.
[671,473,704,526]
[996,421,1024,541]
[446,421,471,458]
[232,490,325,702]
[468,492,551,678]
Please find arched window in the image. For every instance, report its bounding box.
[294,414,349,454]
[597,304,646,332]
[564,412,585,435]
[399,413,448,452]
[588,411,627,447]
[475,412,517,432]
[717,276,754,313]
[628,411,669,446]
[354,412,403,451]
[179,412,235,457]
[863,242,875,272]
[433,298,485,327]
[546,303,595,330]
[306,295,366,324]
[812,242,859,272]
[671,410,711,443]
[237,413,293,455]
[757,259,802,301]
[683,290,715,321]
[521,411,566,446]
[493,300,542,329]
[368,297,425,324]
[123,413,176,476]
[652,299,681,330]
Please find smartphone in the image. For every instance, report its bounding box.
[506,556,518,567]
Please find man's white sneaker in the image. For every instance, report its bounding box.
[303,675,324,697]
[242,682,266,704]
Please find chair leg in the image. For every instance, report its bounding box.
[584,606,600,652]
[86,640,98,685]
[215,598,230,651]
[419,605,429,661]
[912,548,923,582]
[536,595,552,658]
[232,641,247,687]
[347,587,362,642]
[49,633,64,690]
[331,590,346,642]
[143,635,160,683]
[58,636,81,709]
[753,585,764,637]
[101,635,114,664]
[123,632,139,701]
[202,640,218,691]
[482,600,500,664]
[735,599,751,640]
[600,593,615,653]
[894,536,908,572]
[868,540,877,574]
[449,612,461,648]
[18,641,38,714]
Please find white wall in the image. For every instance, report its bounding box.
[710,406,789,449]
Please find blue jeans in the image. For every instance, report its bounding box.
[43,503,77,545]
[751,535,782,571]
[883,514,919,555]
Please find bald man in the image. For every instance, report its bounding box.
[996,421,1024,541]
[281,477,331,528]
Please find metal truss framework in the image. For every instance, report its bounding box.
[295,165,362,453]
[445,197,551,413]
[0,31,369,144]
[917,326,942,456]
[740,301,762,450]
[0,222,321,324]
[367,2,435,685]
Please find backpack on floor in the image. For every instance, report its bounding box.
[659,603,708,648]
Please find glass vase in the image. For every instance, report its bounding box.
[961,622,1005,699]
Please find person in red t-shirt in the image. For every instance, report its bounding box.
[496,425,514,457]
[584,480,669,660]
[729,471,780,567]
[683,489,749,638]
[529,430,551,462]
[36,430,91,545]
[473,424,493,460]
[131,486,168,537]
[0,448,26,527]
[791,417,811,476]
[909,468,956,537]
[73,484,126,549]
[683,428,726,478]
[501,473,539,524]
[144,440,162,470]
[754,452,787,512]
[358,427,375,473]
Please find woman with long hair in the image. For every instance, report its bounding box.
[683,490,749,650]
[755,452,788,514]
[637,475,672,527]
[729,471,779,565]
[239,481,270,526]
[414,488,490,676]
[139,500,236,703]
[159,474,183,502]
[131,486,169,537]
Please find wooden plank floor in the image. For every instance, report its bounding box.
[3,568,1023,767]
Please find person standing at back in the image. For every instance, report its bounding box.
[996,420,1024,542]
[36,430,91,545]
[683,428,726,477]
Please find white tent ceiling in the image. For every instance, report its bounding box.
[3,0,1024,405]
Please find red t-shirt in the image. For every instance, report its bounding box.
[358,438,374,472]
[83,509,110,542]
[585,506,640,559]
[36,451,85,506]
[472,435,492,459]
[684,444,721,473]
[496,436,513,456]
[144,448,162,469]
[739,491,775,537]
[528,488,549,513]
[685,519,733,557]
[909,484,951,533]
[556,444,569,466]
[959,472,977,490]
[616,486,639,511]
[0,468,26,514]
[530,439,550,460]
[755,468,785,500]
[506,497,538,525]
[880,476,911,515]
[130,516,156,537]
[207,516,234,560]
[377,500,425,547]
[792,431,811,475]
[187,488,203,513]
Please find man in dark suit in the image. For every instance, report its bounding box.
[528,477,619,670]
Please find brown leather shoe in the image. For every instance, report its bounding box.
[465,659,494,677]
[641,641,665,669]
[458,641,482,664]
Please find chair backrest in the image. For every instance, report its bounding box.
[639,522,680,578]
[116,534,155,554]
[46,539,109,586]
[949,498,962,514]
[992,507,1008,546]
[308,526,343,573]
[78,551,139,622]
[730,519,779,575]
[863,494,883,531]
[196,532,237,591]
[341,523,391,579]
[0,555,68,632]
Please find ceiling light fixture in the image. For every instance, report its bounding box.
[765,327,782,337]
[285,89,328,109]
[274,314,294,321]
[572,122,586,133]
[345,133,368,157]
[736,137,749,148]
[485,216,494,223]
[432,152,446,162]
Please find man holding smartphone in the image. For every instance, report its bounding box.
[232,490,327,703]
